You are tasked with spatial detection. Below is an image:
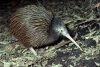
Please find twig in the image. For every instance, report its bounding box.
[75,18,100,26]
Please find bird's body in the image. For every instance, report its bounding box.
[9,5,57,48]
[9,5,82,55]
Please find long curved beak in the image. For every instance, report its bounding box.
[65,34,83,51]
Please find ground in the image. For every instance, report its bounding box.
[0,0,100,67]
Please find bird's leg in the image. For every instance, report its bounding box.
[29,47,37,56]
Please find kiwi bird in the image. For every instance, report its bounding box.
[9,5,82,56]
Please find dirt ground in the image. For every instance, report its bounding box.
[0,0,100,67]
